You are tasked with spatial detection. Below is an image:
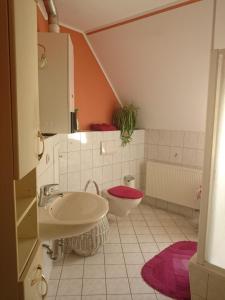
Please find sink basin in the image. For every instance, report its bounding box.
[39,192,109,240]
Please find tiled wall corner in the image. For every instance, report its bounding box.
[145,129,205,168]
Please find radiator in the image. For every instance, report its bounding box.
[146,161,202,209]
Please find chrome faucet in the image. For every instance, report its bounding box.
[38,184,63,207]
[84,180,100,195]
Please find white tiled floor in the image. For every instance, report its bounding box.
[46,203,198,300]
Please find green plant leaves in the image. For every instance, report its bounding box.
[113,104,138,146]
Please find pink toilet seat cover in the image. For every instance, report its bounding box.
[107,186,144,200]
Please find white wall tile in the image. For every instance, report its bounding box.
[122,162,130,178]
[157,146,170,162]
[81,132,93,150]
[58,134,68,153]
[68,151,80,173]
[81,169,93,190]
[103,131,113,141]
[148,129,159,145]
[169,147,182,164]
[102,165,113,183]
[148,145,158,160]
[182,148,197,166]
[112,179,121,186]
[112,130,120,139]
[59,174,68,192]
[144,145,148,159]
[197,132,205,150]
[183,132,199,148]
[59,152,68,174]
[103,154,113,166]
[129,160,136,176]
[136,144,145,159]
[93,167,103,185]
[113,148,122,163]
[170,131,184,147]
[113,163,122,180]
[37,165,55,190]
[67,133,80,152]
[37,136,55,176]
[130,145,136,160]
[81,150,93,170]
[121,146,130,162]
[158,130,171,146]
[196,150,204,168]
[92,132,102,149]
[68,171,81,192]
[93,149,103,167]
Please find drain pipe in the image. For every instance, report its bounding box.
[42,239,64,260]
[43,0,60,33]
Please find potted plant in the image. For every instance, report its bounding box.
[113,104,138,145]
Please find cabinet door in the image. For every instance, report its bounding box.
[19,245,47,300]
[9,0,39,179]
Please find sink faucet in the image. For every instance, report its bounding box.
[84,180,100,195]
[38,184,63,207]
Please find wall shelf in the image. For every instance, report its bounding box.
[17,195,38,279]
[16,197,36,226]
[17,238,37,277]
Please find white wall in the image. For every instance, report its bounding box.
[88,0,214,131]
[214,0,225,49]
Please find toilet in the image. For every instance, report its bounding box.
[102,185,144,217]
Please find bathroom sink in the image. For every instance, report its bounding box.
[39,192,109,240]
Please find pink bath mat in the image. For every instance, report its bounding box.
[141,241,197,300]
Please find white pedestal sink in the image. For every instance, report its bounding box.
[39,192,109,240]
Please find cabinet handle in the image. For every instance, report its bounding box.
[38,131,45,161]
[31,265,48,298]
[40,274,48,298]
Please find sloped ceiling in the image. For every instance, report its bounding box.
[54,0,183,32]
[87,0,214,131]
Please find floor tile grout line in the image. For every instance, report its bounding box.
[129,209,160,298]
[135,207,160,297]
[54,252,65,297]
[116,215,133,299]
[80,256,85,298]
[103,235,107,299]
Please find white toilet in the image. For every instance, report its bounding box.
[102,185,144,217]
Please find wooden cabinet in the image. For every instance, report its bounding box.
[15,169,38,278]
[18,244,47,300]
[2,0,45,299]
[9,0,40,180]
[38,32,75,134]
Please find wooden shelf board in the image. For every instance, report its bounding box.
[17,237,37,277]
[16,197,36,226]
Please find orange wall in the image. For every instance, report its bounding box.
[37,7,120,130]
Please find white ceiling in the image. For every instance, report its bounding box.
[54,0,183,32]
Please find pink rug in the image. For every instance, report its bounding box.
[141,241,197,300]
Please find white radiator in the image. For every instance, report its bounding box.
[146,161,202,209]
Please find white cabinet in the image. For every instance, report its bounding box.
[38,33,75,134]
[18,244,47,300]
[6,0,44,299]
[10,0,40,179]
[214,0,225,49]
